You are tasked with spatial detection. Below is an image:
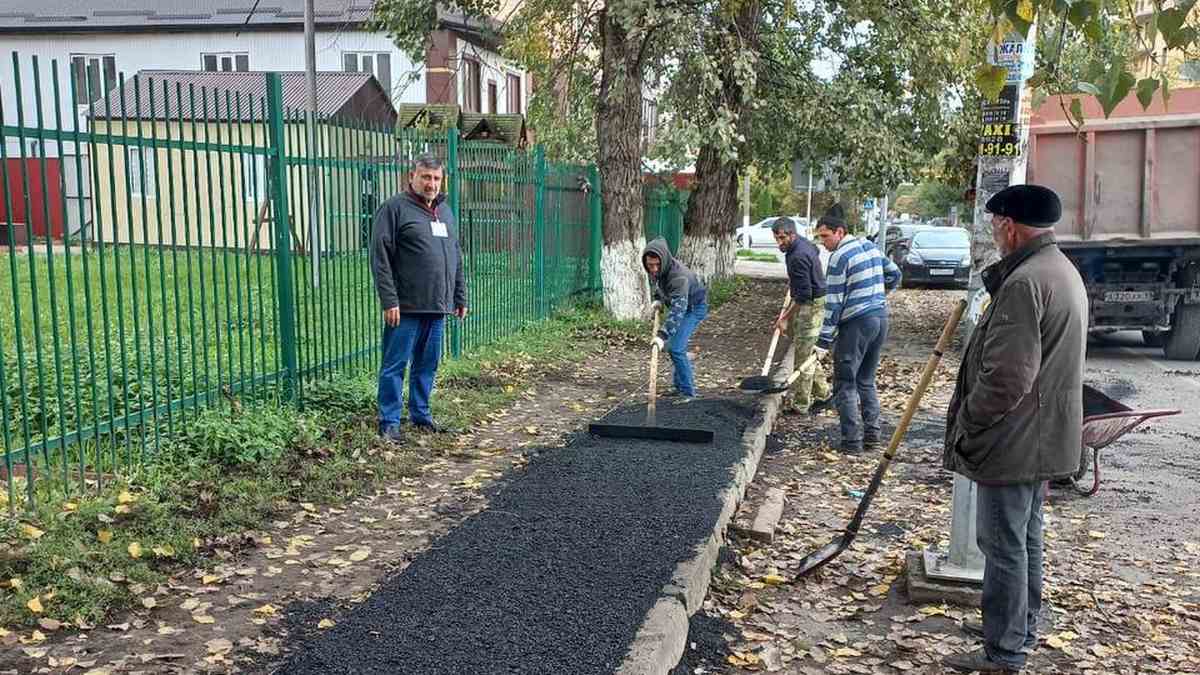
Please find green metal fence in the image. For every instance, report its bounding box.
[0,53,611,513]
[644,185,686,254]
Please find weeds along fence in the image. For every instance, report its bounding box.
[0,52,694,513]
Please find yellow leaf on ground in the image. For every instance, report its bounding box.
[23,629,46,644]
[1046,635,1067,650]
[348,549,370,562]
[869,583,891,596]
[762,574,787,586]
[114,504,132,515]
[1087,530,1107,539]
[318,618,336,629]
[918,605,947,617]
[1091,644,1115,658]
[22,524,44,540]
[62,502,78,512]
[192,614,215,624]
[253,604,277,616]
[193,537,202,550]
[141,597,157,609]
[26,596,44,614]
[152,544,176,558]
[201,574,221,585]
[832,647,863,658]
[117,491,136,504]
[127,542,143,559]
[97,530,113,544]
[7,577,23,590]
[300,503,316,512]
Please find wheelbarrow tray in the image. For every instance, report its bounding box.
[1073,385,1181,496]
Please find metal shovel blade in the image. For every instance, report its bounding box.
[738,375,774,391]
[793,535,851,578]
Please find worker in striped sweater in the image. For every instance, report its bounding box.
[813,204,902,454]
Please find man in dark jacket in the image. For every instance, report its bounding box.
[371,154,468,443]
[770,217,831,414]
[942,184,1088,673]
[643,238,708,399]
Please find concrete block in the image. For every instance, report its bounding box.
[615,596,689,675]
[905,550,982,607]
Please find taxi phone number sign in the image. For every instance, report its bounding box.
[979,84,1020,157]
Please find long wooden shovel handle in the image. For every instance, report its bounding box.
[647,308,661,425]
[761,290,794,376]
[882,299,967,461]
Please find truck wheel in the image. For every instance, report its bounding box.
[1164,304,1200,360]
[1142,330,1166,348]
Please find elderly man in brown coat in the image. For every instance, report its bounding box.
[942,184,1089,673]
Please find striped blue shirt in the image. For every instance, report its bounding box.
[818,235,901,348]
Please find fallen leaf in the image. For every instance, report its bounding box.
[26,596,44,614]
[37,618,61,631]
[1091,644,1114,658]
[114,504,132,515]
[832,647,863,658]
[206,638,234,654]
[62,502,78,512]
[891,660,915,671]
[201,574,221,585]
[253,604,277,616]
[348,549,370,563]
[918,605,947,617]
[762,574,787,586]
[22,647,48,658]
[180,598,201,611]
[1088,530,1107,540]
[22,629,46,644]
[7,577,22,590]
[97,530,113,544]
[141,597,157,609]
[318,618,336,629]
[524,425,539,435]
[22,524,44,540]
[117,490,136,504]
[300,503,316,512]
[1046,635,1067,650]
[152,544,176,558]
[192,614,215,624]
[127,542,143,559]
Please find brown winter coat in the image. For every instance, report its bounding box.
[943,232,1089,484]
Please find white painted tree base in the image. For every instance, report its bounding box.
[602,238,649,321]
[678,234,736,284]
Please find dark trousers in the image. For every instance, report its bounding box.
[832,310,888,445]
[976,481,1045,669]
[378,314,444,431]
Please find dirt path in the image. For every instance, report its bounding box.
[672,289,1200,675]
[1,277,792,675]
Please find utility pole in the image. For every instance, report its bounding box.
[305,0,321,286]
[918,22,1038,589]
[805,166,813,229]
[743,173,751,229]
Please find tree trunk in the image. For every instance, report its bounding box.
[680,0,762,283]
[679,144,740,282]
[597,6,650,320]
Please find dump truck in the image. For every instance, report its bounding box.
[1028,91,1200,360]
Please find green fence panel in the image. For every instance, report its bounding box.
[0,51,672,513]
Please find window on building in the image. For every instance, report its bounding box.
[462,59,482,113]
[202,52,250,72]
[127,147,156,197]
[70,54,117,103]
[343,52,393,95]
[242,153,266,201]
[487,81,498,114]
[641,98,659,147]
[506,73,522,114]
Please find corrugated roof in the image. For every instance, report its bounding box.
[462,113,528,147]
[0,1,374,31]
[89,70,392,122]
[397,103,461,131]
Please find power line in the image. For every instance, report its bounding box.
[237,0,266,37]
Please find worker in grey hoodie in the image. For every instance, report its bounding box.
[642,238,708,399]
[370,153,467,443]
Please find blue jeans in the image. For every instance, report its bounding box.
[378,314,445,431]
[832,311,888,445]
[976,481,1045,670]
[667,303,707,397]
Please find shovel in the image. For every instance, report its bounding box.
[589,305,715,444]
[791,299,966,579]
[739,289,793,391]
[756,351,820,395]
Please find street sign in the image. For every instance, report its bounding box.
[863,198,875,210]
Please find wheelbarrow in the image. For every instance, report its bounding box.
[1071,385,1181,496]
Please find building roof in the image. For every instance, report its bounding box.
[397,104,461,131]
[89,70,396,125]
[0,1,500,42]
[461,113,528,147]
[0,1,374,31]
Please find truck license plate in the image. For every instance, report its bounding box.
[1104,291,1153,303]
[930,268,955,276]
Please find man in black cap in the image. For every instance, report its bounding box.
[942,184,1088,673]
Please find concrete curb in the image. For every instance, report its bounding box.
[615,341,796,675]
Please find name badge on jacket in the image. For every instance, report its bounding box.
[430,220,448,238]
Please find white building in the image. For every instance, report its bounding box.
[0,1,531,235]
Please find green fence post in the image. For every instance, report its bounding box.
[446,128,463,358]
[265,74,299,403]
[588,164,602,300]
[533,146,547,317]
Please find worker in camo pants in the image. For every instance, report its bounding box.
[770,217,831,414]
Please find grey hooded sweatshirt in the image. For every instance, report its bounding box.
[642,238,707,341]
